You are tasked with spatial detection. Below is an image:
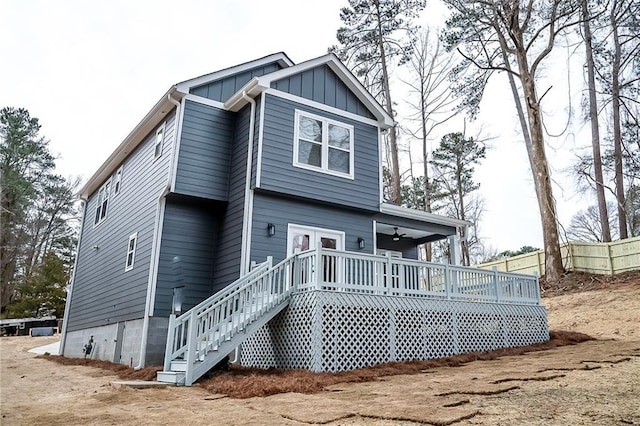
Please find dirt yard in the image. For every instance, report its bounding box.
[2,276,639,425]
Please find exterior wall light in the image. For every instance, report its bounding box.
[267,223,276,237]
[358,237,365,249]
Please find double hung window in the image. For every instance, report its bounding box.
[125,233,138,271]
[94,180,111,226]
[294,110,354,179]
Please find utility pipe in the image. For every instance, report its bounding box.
[134,93,181,369]
[240,91,256,276]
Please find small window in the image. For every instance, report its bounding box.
[125,233,138,271]
[94,179,111,226]
[154,124,165,159]
[293,110,354,179]
[113,167,123,195]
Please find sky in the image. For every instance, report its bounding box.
[1,0,590,254]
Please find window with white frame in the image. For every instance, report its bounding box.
[125,232,138,271]
[293,110,354,178]
[94,179,111,226]
[113,166,123,195]
[154,124,165,159]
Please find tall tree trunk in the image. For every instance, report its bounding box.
[374,0,401,205]
[517,58,565,281]
[611,0,629,239]
[421,71,433,261]
[583,0,612,242]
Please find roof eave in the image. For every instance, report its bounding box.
[79,86,185,199]
[380,203,472,228]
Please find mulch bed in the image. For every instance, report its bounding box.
[37,330,593,398]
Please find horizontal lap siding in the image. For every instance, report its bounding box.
[153,200,219,317]
[190,63,282,102]
[67,113,176,331]
[272,65,375,119]
[251,192,374,265]
[212,105,251,291]
[174,101,234,200]
[259,94,379,211]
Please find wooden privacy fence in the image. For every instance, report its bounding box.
[477,236,640,276]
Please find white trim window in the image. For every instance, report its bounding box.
[113,166,123,196]
[94,179,111,226]
[293,110,354,179]
[125,232,138,271]
[154,123,165,160]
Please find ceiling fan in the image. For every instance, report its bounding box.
[392,227,406,242]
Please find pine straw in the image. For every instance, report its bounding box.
[35,330,591,396]
[199,330,594,398]
[35,355,162,381]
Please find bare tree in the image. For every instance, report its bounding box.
[567,203,619,242]
[442,0,583,281]
[581,0,611,242]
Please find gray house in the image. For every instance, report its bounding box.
[60,53,548,384]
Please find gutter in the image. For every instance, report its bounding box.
[379,203,472,228]
[80,87,184,199]
[134,93,182,370]
[239,91,256,275]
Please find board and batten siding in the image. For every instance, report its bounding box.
[173,100,235,201]
[153,198,220,317]
[258,94,380,211]
[66,113,176,332]
[271,65,375,119]
[250,192,375,265]
[190,63,283,102]
[211,104,252,291]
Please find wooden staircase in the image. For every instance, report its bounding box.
[156,256,296,386]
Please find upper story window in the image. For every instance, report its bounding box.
[125,232,138,271]
[154,124,165,160]
[94,179,111,226]
[113,166,123,196]
[293,110,354,179]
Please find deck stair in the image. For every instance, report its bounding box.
[156,256,295,386]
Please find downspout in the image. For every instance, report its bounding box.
[240,91,256,275]
[58,199,87,355]
[134,93,181,369]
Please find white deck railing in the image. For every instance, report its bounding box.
[295,245,541,305]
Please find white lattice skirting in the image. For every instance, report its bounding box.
[241,291,549,372]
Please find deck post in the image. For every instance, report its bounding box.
[493,266,501,302]
[315,242,322,290]
[184,310,197,386]
[163,314,176,372]
[444,263,450,300]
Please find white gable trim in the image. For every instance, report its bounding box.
[256,53,394,127]
[265,89,381,128]
[225,54,393,128]
[175,52,294,93]
[183,93,226,109]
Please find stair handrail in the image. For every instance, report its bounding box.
[164,253,301,374]
[163,257,273,371]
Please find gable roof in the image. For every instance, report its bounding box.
[224,53,394,128]
[175,52,294,93]
[79,52,393,199]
